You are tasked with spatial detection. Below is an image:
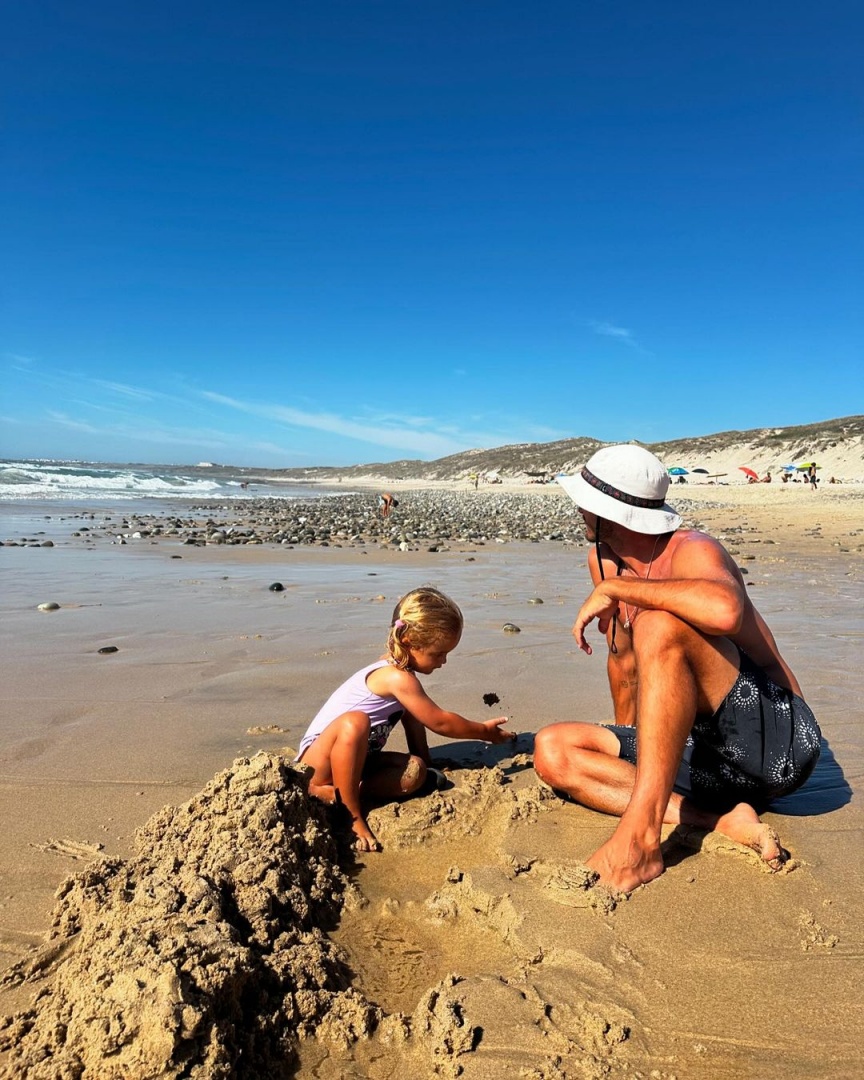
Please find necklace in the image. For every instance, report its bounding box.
[622,535,661,631]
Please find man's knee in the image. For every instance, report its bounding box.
[533,726,560,785]
[534,723,596,786]
[632,609,693,660]
[633,609,738,679]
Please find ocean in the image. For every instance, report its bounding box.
[0,459,334,503]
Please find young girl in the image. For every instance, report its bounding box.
[296,586,514,851]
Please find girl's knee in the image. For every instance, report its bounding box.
[335,710,371,742]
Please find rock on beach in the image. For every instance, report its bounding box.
[42,490,618,551]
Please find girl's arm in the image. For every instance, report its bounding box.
[402,713,432,764]
[372,667,515,744]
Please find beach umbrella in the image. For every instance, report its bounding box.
[691,468,709,474]
[782,465,796,472]
[668,467,688,475]
[739,467,759,481]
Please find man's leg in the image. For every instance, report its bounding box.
[534,722,641,815]
[535,612,787,890]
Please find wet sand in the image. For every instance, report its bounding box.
[1,485,862,1078]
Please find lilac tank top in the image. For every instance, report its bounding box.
[296,660,405,759]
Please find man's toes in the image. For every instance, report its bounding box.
[766,845,790,871]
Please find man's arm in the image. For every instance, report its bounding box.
[586,544,638,724]
[574,535,745,653]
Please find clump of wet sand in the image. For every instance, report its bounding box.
[0,755,377,1079]
[0,753,627,1080]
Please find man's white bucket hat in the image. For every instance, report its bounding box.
[557,445,682,535]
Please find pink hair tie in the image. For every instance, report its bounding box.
[393,619,406,629]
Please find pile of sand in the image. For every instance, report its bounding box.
[0,752,633,1080]
[0,755,377,1078]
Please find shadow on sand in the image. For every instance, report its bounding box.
[768,735,851,816]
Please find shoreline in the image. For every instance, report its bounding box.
[1,486,862,1077]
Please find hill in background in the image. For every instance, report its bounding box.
[274,414,864,483]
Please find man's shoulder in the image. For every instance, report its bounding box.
[667,528,739,573]
[668,528,724,554]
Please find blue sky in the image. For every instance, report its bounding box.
[2,1,861,467]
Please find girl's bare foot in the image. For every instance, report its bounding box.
[352,818,381,852]
[714,803,788,870]
[308,781,336,803]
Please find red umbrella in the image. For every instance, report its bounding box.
[739,467,759,481]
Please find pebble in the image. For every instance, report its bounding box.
[527,597,544,604]
[37,602,60,611]
[502,623,522,633]
[98,646,119,654]
[42,489,720,554]
[268,582,285,592]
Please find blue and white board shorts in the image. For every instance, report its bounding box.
[606,649,821,811]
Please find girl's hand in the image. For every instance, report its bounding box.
[482,716,517,743]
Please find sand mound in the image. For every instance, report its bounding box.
[0,754,634,1079]
[0,754,377,1079]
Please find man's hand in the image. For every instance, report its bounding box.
[482,716,517,743]
[572,584,620,654]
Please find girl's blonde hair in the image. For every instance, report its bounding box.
[386,586,463,669]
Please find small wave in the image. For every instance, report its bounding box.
[0,460,326,502]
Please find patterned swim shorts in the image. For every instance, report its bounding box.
[606,648,822,811]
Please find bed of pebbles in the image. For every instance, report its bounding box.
[3,490,711,551]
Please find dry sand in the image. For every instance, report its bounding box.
[1,482,862,1078]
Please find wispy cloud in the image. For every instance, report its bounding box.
[589,320,651,354]
[46,411,230,449]
[199,390,496,457]
[5,352,37,369]
[91,379,159,401]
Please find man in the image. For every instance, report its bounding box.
[533,445,821,893]
[378,492,398,518]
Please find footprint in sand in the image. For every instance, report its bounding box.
[30,838,105,860]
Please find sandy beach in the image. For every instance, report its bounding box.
[1,482,862,1078]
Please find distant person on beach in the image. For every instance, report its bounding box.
[296,587,515,851]
[533,445,822,893]
[807,464,818,491]
[761,472,772,483]
[378,492,398,517]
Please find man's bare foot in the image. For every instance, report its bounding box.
[714,803,788,871]
[351,818,381,853]
[586,827,665,893]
